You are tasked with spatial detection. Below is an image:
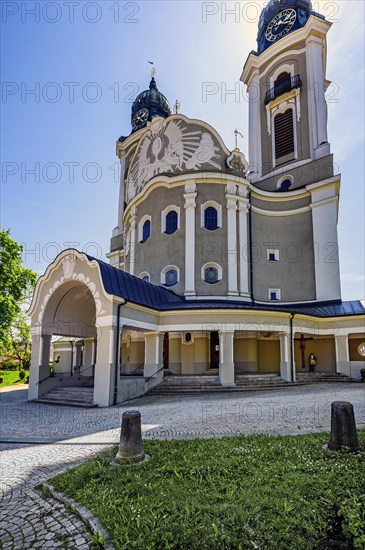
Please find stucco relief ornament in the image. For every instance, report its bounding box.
[62,254,76,279]
[226,148,248,176]
[126,119,221,201]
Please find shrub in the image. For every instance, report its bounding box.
[19,370,27,381]
[0,359,20,371]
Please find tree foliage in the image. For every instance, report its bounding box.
[0,229,38,354]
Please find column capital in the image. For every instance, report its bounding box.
[184,182,197,194]
[225,183,237,196]
[238,200,250,213]
[226,198,238,211]
[184,196,197,209]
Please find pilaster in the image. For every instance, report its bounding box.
[225,184,239,297]
[184,182,197,297]
[129,205,137,276]
[219,331,235,386]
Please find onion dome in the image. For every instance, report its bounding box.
[130,78,171,133]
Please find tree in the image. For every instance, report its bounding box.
[7,312,32,368]
[0,229,38,355]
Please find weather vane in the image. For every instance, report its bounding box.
[148,61,156,78]
[234,129,244,149]
[174,100,181,114]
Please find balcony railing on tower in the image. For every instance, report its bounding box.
[265,74,302,106]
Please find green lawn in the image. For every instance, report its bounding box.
[49,431,365,550]
[0,369,28,386]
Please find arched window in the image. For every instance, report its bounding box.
[165,211,178,234]
[274,108,294,160]
[204,207,218,230]
[139,272,150,282]
[161,265,179,287]
[205,267,219,284]
[274,72,291,97]
[141,219,151,243]
[202,263,222,284]
[164,269,178,286]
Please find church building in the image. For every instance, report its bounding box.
[28,0,365,407]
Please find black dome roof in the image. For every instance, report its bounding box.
[131,78,171,121]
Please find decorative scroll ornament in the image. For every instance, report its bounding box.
[62,253,76,280]
[38,270,105,323]
[226,148,248,176]
[126,119,222,202]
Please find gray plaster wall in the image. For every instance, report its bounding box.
[134,185,185,294]
[195,183,228,296]
[251,209,316,301]
[251,196,310,211]
[256,155,335,192]
[130,182,230,297]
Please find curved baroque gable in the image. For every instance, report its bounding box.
[125,115,231,203]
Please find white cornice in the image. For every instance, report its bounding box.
[252,205,311,217]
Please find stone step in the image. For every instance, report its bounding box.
[149,372,353,395]
[33,385,96,407]
[33,398,97,408]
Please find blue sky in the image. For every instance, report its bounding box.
[1,1,364,300]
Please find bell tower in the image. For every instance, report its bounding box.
[241,0,333,189]
[241,0,341,302]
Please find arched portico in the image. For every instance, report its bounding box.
[27,250,117,406]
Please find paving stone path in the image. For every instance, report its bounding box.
[1,383,364,548]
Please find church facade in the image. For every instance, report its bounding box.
[28,0,365,407]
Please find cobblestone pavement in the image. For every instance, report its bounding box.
[1,383,364,548]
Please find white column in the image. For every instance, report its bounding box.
[237,187,250,298]
[129,206,137,276]
[280,333,292,382]
[306,40,330,158]
[28,332,51,400]
[335,335,350,377]
[247,71,262,179]
[82,339,94,376]
[219,331,235,386]
[311,187,341,301]
[225,184,239,297]
[144,332,163,378]
[94,324,117,407]
[184,182,197,297]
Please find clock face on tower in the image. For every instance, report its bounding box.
[132,108,149,131]
[265,9,297,42]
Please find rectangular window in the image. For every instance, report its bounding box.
[267,249,279,262]
[269,288,281,301]
[274,109,294,159]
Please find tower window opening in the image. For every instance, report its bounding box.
[274,109,294,159]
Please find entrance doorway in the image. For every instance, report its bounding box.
[210,332,220,368]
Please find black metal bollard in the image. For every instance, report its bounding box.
[327,401,360,451]
[115,410,148,463]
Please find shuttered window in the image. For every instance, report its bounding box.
[274,109,294,159]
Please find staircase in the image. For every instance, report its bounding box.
[148,372,354,396]
[295,372,354,384]
[33,385,97,407]
[148,374,291,395]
